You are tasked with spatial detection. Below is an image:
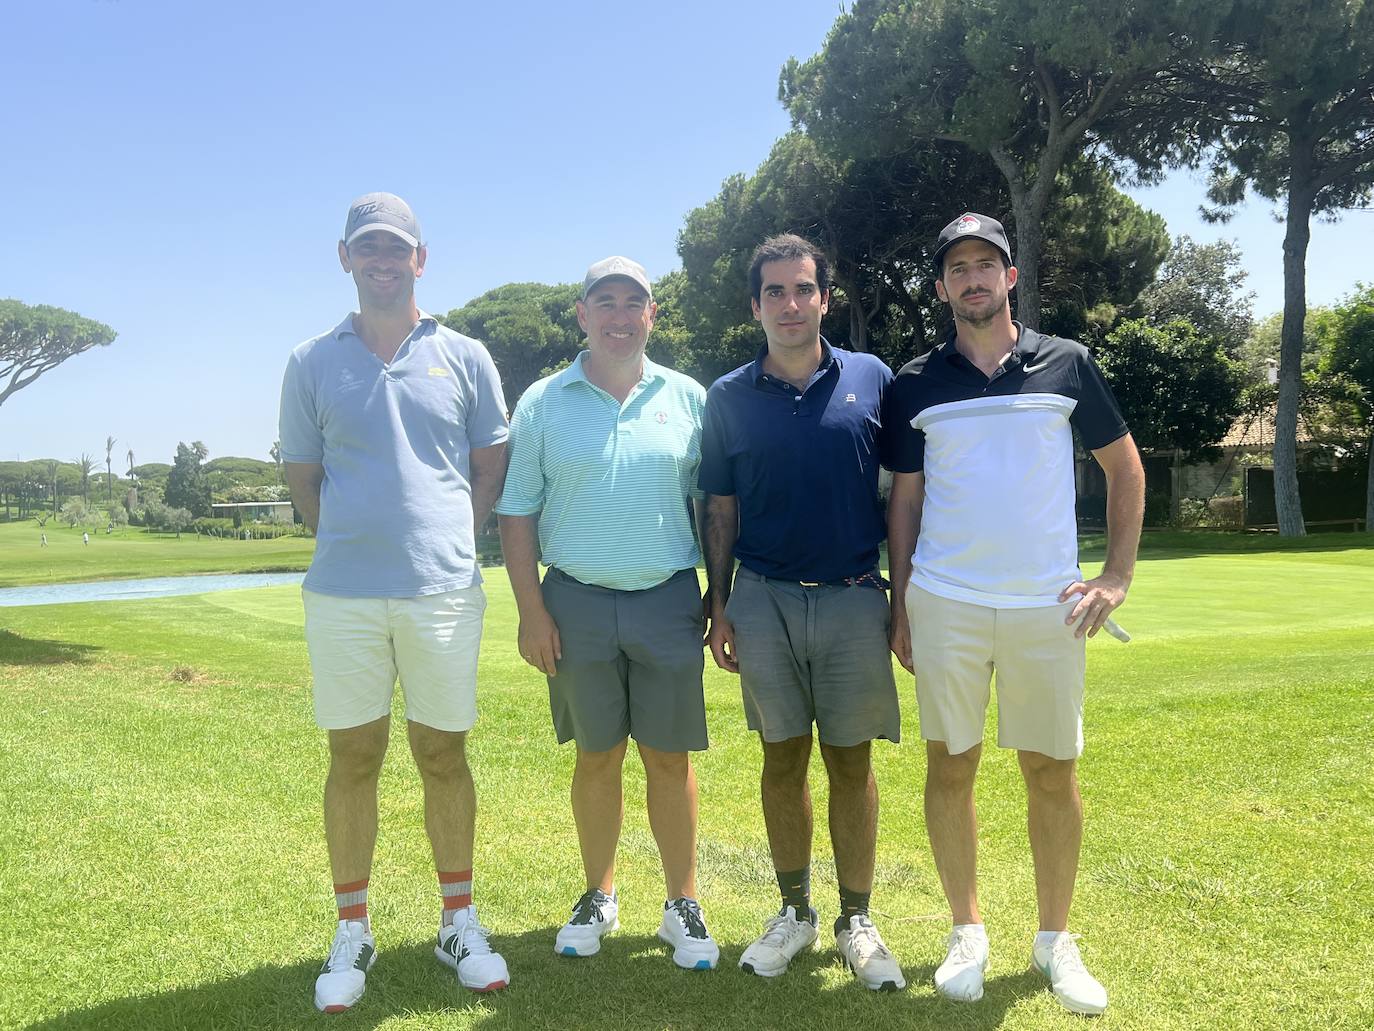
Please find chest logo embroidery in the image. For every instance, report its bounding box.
[655,411,668,424]
[428,367,450,377]
[844,393,856,403]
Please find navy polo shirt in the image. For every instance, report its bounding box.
[699,340,892,582]
[882,323,1128,607]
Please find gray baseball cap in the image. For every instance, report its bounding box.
[581,256,652,301]
[933,212,1012,272]
[343,192,422,248]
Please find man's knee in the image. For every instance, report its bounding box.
[408,722,468,782]
[818,740,872,790]
[637,742,689,781]
[1018,750,1077,797]
[576,739,629,779]
[761,734,812,786]
[926,740,981,792]
[328,719,389,782]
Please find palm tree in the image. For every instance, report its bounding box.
[105,436,117,504]
[45,460,57,515]
[270,440,283,484]
[76,452,95,505]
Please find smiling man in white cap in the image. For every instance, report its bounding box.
[279,192,512,1012]
[496,256,720,971]
[883,212,1145,1015]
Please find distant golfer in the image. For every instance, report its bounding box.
[496,256,719,970]
[279,192,511,1012]
[40,533,47,547]
[884,213,1145,1015]
[82,531,89,546]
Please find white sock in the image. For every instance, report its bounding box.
[953,922,987,938]
[1035,930,1066,950]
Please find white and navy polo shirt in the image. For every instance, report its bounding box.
[883,323,1128,608]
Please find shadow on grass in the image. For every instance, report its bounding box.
[23,930,1043,1031]
[0,629,102,666]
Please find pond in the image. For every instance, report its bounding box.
[0,572,306,607]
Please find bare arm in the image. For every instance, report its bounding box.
[886,471,925,673]
[701,493,740,673]
[284,461,325,534]
[497,512,561,676]
[469,441,508,532]
[1060,432,1145,638]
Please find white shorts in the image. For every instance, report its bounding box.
[302,586,486,732]
[906,582,1086,760]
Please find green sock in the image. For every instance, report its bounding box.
[836,885,871,934]
[775,867,813,921]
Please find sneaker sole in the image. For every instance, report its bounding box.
[1030,961,1107,1015]
[843,958,906,992]
[556,917,619,957]
[657,929,719,971]
[434,946,510,992]
[314,946,375,1012]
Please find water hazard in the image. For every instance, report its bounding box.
[0,572,306,607]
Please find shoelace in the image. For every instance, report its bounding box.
[326,927,361,971]
[668,898,709,940]
[460,915,496,956]
[848,919,893,960]
[1050,934,1087,975]
[946,928,984,965]
[569,890,609,927]
[757,909,806,948]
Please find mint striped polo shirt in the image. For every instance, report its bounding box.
[495,351,706,591]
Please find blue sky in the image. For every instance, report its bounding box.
[2,0,1366,467]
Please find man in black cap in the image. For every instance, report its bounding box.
[882,213,1144,1015]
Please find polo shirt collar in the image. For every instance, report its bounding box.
[554,350,664,391]
[940,321,1041,371]
[749,336,840,385]
[334,310,438,342]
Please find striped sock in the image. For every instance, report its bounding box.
[334,878,369,926]
[439,869,472,925]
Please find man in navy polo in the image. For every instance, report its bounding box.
[884,213,1145,1015]
[700,233,905,991]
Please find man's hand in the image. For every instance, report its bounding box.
[518,606,562,676]
[889,611,914,673]
[708,605,739,673]
[1059,573,1128,639]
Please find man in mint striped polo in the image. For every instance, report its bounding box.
[496,256,720,971]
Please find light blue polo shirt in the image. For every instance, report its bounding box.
[495,352,705,591]
[279,313,509,597]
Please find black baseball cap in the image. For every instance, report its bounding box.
[933,212,1012,273]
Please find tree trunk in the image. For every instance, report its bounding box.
[1366,428,1373,533]
[849,301,869,353]
[1274,180,1314,537]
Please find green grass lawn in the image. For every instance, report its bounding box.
[0,519,315,588]
[2,538,1371,1029]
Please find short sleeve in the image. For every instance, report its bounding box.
[493,388,545,516]
[697,386,735,496]
[278,349,324,464]
[464,344,510,449]
[1072,350,1129,451]
[881,372,926,474]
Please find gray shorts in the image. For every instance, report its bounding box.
[540,566,708,753]
[724,566,900,746]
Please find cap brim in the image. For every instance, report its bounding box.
[344,223,420,248]
[581,274,653,301]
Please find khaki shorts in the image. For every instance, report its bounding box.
[303,585,486,732]
[906,583,1086,760]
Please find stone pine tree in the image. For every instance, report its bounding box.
[1,300,116,408]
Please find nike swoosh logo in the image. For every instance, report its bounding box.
[1022,361,1049,373]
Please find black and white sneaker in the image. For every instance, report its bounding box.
[314,919,375,1013]
[657,896,720,970]
[555,888,619,957]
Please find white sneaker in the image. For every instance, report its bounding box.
[1031,932,1108,1015]
[435,905,510,992]
[314,919,375,1013]
[739,905,818,977]
[657,897,720,970]
[835,914,906,991]
[555,889,619,957]
[934,924,989,1002]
